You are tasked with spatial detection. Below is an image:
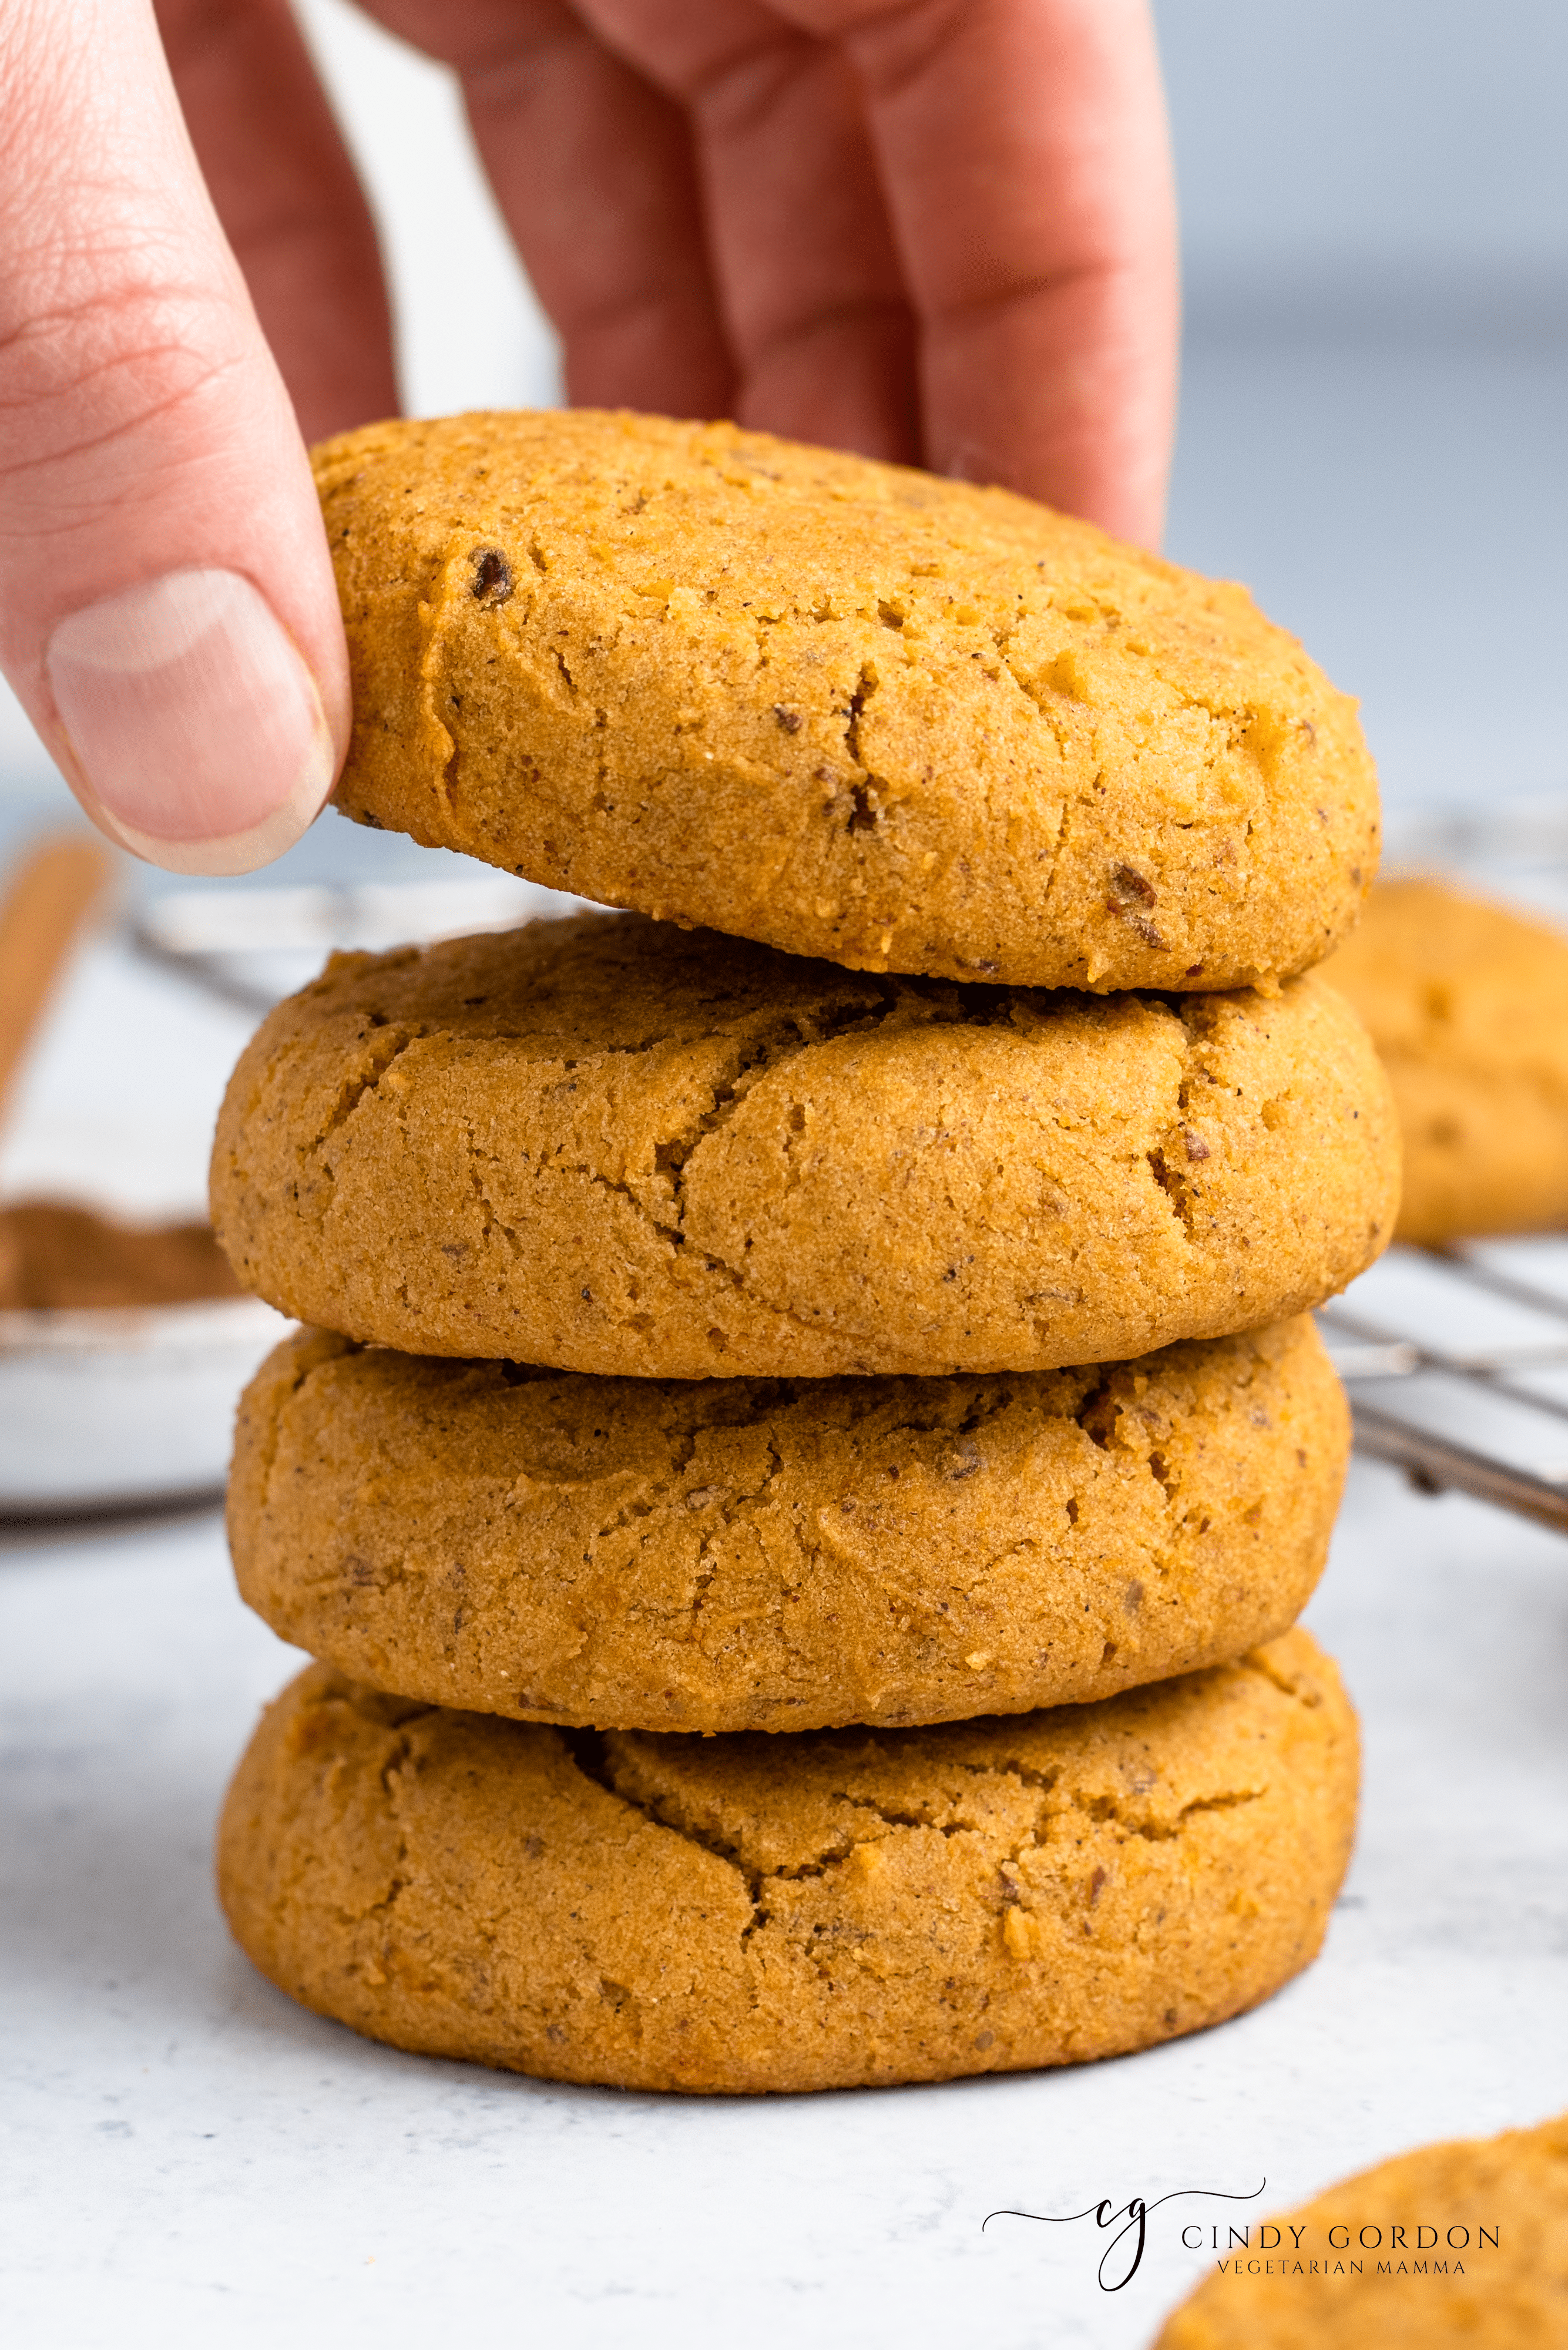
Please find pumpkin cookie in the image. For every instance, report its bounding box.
[217,1627,1358,2095]
[230,1318,1348,1733]
[210,912,1398,1378]
[314,409,1378,992]
[1154,2109,1568,2346]
[1326,875,1568,1243]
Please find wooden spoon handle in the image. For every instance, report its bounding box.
[0,831,116,1122]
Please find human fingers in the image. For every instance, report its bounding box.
[783,0,1180,545]
[365,0,734,419]
[577,0,921,461]
[155,0,398,444]
[506,0,1175,538]
[0,0,349,873]
[365,1,1176,538]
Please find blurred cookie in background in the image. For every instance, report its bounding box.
[1152,2107,1568,2346]
[1326,876,1568,1244]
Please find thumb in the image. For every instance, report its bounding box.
[0,0,349,875]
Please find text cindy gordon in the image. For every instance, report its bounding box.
[1187,2216,1498,2277]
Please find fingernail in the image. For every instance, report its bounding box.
[46,569,337,875]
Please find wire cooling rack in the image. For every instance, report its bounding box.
[127,873,587,1014]
[1318,1242,1568,1536]
[1331,795,1568,1538]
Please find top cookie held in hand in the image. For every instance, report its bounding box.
[314,411,1378,992]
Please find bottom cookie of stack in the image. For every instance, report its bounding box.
[217,1627,1357,2096]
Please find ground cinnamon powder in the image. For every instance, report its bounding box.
[0,1201,241,1311]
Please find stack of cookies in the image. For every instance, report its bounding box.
[211,412,1398,2094]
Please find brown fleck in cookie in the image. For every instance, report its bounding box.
[1325,876,1568,1243]
[313,409,1378,992]
[230,1319,1347,1734]
[217,1627,1357,2095]
[210,912,1398,1377]
[1153,2109,1568,2346]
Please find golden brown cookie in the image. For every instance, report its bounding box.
[1325,876,1568,1243]
[314,409,1378,992]
[211,912,1398,1378]
[230,1318,1347,1733]
[1153,2109,1568,2347]
[217,1627,1357,2095]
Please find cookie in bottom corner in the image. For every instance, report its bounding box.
[217,1627,1358,2095]
[1153,2109,1568,2346]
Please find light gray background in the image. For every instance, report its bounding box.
[1156,0,1568,813]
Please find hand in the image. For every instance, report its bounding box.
[0,0,1177,877]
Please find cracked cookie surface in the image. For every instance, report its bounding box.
[230,1318,1347,1733]
[1154,2109,1568,2346]
[217,1626,1358,2094]
[210,912,1399,1378]
[314,409,1378,992]
[1325,876,1568,1243]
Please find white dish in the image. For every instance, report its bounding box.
[0,1294,290,1516]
